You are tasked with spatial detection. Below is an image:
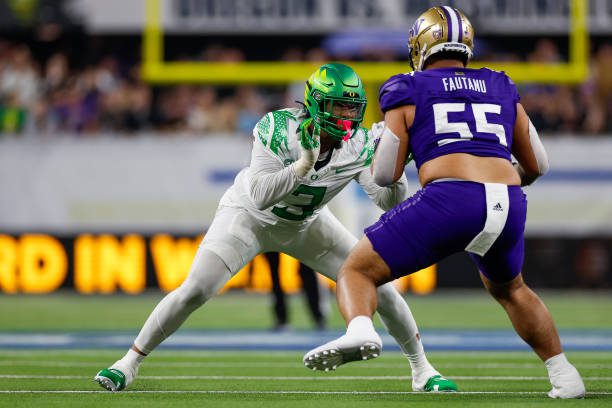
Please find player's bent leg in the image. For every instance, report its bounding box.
[300,214,456,390]
[134,249,232,352]
[94,249,232,391]
[376,283,457,392]
[304,237,388,371]
[481,273,563,360]
[481,272,585,398]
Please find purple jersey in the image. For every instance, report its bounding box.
[379,67,520,169]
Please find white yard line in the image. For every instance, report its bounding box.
[0,360,610,369]
[1,374,611,381]
[0,361,303,368]
[0,390,611,396]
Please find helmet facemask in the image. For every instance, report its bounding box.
[316,95,366,141]
[304,63,367,141]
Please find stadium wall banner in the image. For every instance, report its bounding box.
[0,136,252,234]
[0,233,436,294]
[0,136,611,236]
[76,0,612,34]
[0,232,607,293]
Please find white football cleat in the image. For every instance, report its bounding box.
[303,332,382,371]
[548,364,586,399]
[94,360,138,392]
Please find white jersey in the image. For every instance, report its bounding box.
[219,107,409,228]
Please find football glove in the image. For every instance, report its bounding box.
[294,118,321,177]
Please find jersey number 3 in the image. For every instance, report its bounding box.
[433,102,507,147]
[271,185,327,221]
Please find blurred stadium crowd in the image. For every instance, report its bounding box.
[0,38,610,136]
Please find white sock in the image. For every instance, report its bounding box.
[121,348,146,368]
[346,315,377,338]
[111,349,142,385]
[545,352,586,398]
[399,332,432,375]
[545,353,573,377]
[406,348,435,377]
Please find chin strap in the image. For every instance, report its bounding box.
[416,43,428,71]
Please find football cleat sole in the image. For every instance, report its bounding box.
[304,341,381,371]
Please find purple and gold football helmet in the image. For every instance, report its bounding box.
[408,6,475,71]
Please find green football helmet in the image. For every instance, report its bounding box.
[303,63,367,141]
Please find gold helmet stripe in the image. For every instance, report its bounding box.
[442,6,460,43]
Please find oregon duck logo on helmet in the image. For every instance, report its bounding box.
[408,6,474,71]
[303,63,367,141]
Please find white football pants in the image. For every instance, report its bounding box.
[134,205,426,361]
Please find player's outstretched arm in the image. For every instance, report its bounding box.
[512,103,550,186]
[357,169,409,211]
[371,107,412,187]
[353,120,410,210]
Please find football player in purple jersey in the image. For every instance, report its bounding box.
[304,6,585,399]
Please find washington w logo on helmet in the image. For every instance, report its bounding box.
[407,6,474,71]
[409,18,425,40]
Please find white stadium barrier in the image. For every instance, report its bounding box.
[0,134,611,237]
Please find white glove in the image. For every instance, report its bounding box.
[293,118,321,178]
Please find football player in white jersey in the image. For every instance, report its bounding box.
[94,63,456,393]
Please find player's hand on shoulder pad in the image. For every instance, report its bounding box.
[294,118,321,177]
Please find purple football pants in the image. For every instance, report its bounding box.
[365,180,527,283]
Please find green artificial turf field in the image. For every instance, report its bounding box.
[0,350,610,407]
[0,290,610,407]
[1,289,610,331]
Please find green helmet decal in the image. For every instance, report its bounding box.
[303,63,367,141]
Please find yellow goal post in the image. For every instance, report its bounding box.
[141,0,588,125]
